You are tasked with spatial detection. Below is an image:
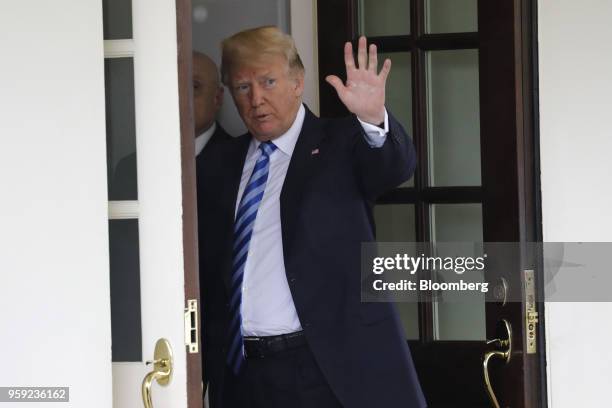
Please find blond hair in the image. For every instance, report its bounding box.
[221,26,304,85]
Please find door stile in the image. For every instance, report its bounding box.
[174,0,204,406]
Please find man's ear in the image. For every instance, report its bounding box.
[292,72,305,98]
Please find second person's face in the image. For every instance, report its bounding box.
[192,58,221,135]
[228,54,304,141]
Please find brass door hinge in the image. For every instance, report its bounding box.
[525,270,538,354]
[184,299,199,354]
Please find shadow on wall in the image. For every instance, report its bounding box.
[192,0,290,137]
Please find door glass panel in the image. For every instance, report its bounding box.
[425,0,477,33]
[426,49,481,186]
[397,302,419,340]
[359,0,411,37]
[375,204,416,242]
[102,0,133,39]
[374,204,418,339]
[431,204,484,340]
[105,58,138,200]
[380,52,414,187]
[109,219,142,361]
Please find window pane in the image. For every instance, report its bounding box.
[427,50,481,186]
[397,302,419,340]
[102,0,133,40]
[359,0,411,37]
[374,204,418,339]
[431,204,485,341]
[381,52,414,187]
[109,219,142,361]
[105,58,138,200]
[374,204,416,242]
[426,0,477,33]
[432,203,482,242]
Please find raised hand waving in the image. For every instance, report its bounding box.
[325,36,391,125]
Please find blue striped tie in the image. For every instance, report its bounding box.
[227,141,278,375]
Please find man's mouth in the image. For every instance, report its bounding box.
[255,113,270,122]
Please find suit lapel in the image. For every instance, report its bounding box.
[280,107,327,264]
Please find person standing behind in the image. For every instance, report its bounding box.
[198,26,426,408]
[112,51,229,198]
[192,51,230,156]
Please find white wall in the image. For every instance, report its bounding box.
[538,0,612,406]
[0,1,112,407]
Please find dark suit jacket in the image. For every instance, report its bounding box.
[112,123,230,200]
[198,107,426,408]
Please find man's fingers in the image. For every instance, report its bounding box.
[325,75,346,96]
[344,42,355,72]
[368,44,378,72]
[357,36,367,70]
[379,58,392,81]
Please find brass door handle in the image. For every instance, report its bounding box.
[142,338,174,408]
[483,319,512,408]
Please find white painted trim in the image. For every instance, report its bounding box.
[112,362,147,407]
[538,1,612,406]
[104,39,135,58]
[290,0,320,115]
[129,0,187,405]
[108,200,139,219]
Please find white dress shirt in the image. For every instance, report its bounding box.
[237,104,389,336]
[195,122,217,156]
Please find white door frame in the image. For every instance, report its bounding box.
[109,0,194,406]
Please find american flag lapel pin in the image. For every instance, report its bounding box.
[311,148,320,155]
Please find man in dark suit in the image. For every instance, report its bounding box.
[198,26,426,408]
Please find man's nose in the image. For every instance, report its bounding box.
[250,84,264,108]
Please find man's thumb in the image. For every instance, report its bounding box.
[325,75,344,94]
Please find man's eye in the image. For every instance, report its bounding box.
[235,84,250,93]
[264,78,276,88]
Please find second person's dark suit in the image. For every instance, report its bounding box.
[113,123,230,200]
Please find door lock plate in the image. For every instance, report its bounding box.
[184,299,199,354]
[525,270,538,354]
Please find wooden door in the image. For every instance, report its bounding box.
[317,0,545,406]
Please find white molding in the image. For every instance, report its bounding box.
[290,0,319,115]
[104,39,135,58]
[108,200,139,219]
[131,0,187,405]
[112,362,147,407]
